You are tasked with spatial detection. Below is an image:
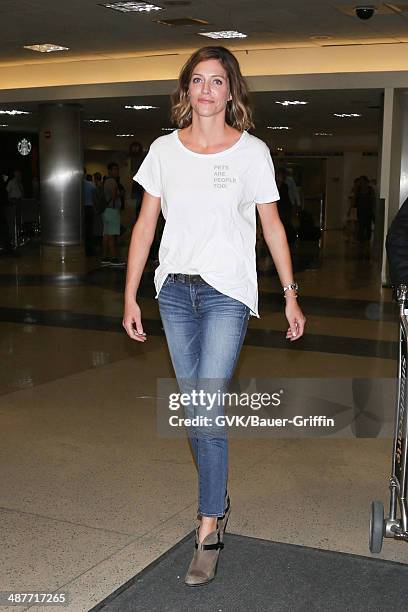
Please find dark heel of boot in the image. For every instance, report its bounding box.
[217,494,231,542]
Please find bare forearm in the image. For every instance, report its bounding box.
[263,223,295,287]
[124,223,155,303]
[257,203,305,339]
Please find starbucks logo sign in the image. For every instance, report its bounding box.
[17,138,32,156]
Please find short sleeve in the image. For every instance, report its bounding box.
[133,142,162,198]
[254,151,280,204]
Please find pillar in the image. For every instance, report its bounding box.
[39,103,83,264]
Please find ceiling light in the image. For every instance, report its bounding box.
[85,119,111,123]
[333,113,361,118]
[0,124,8,127]
[314,132,333,136]
[0,110,30,115]
[23,44,69,53]
[277,147,284,151]
[198,31,247,39]
[161,127,176,131]
[267,126,291,130]
[275,100,308,106]
[116,134,135,137]
[125,105,159,110]
[101,2,162,12]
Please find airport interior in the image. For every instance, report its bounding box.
[2,1,408,610]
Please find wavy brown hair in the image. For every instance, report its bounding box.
[171,46,254,131]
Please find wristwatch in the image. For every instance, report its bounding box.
[283,282,299,293]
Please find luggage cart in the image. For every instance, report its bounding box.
[369,284,408,553]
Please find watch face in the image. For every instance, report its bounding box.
[397,285,408,301]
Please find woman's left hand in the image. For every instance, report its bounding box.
[285,298,306,341]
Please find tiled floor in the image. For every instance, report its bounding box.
[0,231,405,612]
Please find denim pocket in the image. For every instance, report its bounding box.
[161,275,171,288]
[161,274,176,290]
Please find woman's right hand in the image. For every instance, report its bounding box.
[122,299,147,342]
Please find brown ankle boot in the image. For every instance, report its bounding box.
[184,524,224,586]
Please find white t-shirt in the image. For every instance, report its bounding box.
[134,129,280,318]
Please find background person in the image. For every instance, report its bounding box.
[6,169,24,250]
[285,166,301,212]
[355,175,375,258]
[344,177,360,244]
[101,162,125,267]
[83,173,96,256]
[123,45,305,587]
[92,172,104,253]
[0,173,13,256]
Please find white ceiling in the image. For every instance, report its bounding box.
[1,1,408,65]
[0,1,390,150]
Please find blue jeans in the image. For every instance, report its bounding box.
[158,273,250,517]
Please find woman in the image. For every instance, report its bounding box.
[123,46,306,586]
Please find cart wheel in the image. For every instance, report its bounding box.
[369,500,384,553]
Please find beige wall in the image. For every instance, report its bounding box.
[3,44,408,91]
